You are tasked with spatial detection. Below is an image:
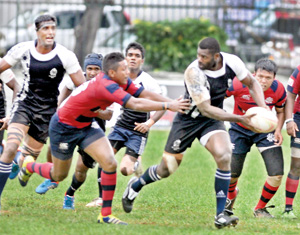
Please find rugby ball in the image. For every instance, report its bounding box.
[245,107,278,133]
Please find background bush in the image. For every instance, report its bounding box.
[133,17,229,72]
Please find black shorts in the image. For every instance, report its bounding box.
[164,113,226,154]
[10,100,56,144]
[77,148,96,169]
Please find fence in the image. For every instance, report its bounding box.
[1,0,300,70]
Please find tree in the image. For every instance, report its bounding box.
[74,0,114,66]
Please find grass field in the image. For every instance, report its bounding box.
[1,130,299,234]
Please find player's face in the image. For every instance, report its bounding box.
[86,65,101,80]
[197,48,216,70]
[37,21,56,48]
[255,68,275,91]
[112,60,129,85]
[126,48,144,73]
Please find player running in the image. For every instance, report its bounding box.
[225,58,286,218]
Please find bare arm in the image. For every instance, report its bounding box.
[240,72,267,108]
[285,91,298,137]
[69,69,86,87]
[138,89,173,102]
[185,67,256,128]
[125,96,190,113]
[134,110,166,133]
[274,106,285,145]
[57,86,72,106]
[0,59,12,74]
[95,109,113,121]
[5,77,20,100]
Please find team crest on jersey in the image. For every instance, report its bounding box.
[265,97,273,104]
[172,139,181,151]
[242,95,251,100]
[49,68,58,79]
[288,77,294,87]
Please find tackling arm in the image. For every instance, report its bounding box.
[240,72,267,109]
[285,91,298,137]
[185,67,256,128]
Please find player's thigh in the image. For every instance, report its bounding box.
[51,156,73,181]
[83,136,116,169]
[205,131,231,158]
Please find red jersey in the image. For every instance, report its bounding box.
[58,72,144,128]
[287,65,300,115]
[226,77,286,129]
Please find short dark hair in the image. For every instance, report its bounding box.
[35,14,56,31]
[125,42,145,59]
[102,52,125,74]
[198,37,221,55]
[254,58,278,76]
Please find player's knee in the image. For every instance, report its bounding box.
[215,152,231,168]
[1,143,18,162]
[102,156,117,172]
[267,175,283,187]
[75,169,87,182]
[120,166,133,176]
[290,158,300,176]
[52,172,68,182]
[161,153,179,177]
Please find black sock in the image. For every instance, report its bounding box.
[66,174,84,196]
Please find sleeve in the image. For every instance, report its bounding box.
[0,68,15,83]
[3,42,30,67]
[224,53,248,81]
[142,74,162,94]
[287,66,300,94]
[58,46,81,75]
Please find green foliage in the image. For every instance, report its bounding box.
[133,18,229,72]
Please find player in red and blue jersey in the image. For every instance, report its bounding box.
[225,58,286,218]
[283,63,300,218]
[18,52,190,225]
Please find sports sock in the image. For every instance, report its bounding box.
[215,169,231,215]
[97,167,102,198]
[101,170,116,216]
[131,165,161,192]
[0,161,12,197]
[255,181,279,210]
[66,174,84,197]
[27,162,53,180]
[285,172,299,211]
[228,181,238,200]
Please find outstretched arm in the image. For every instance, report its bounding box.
[185,67,256,129]
[125,96,190,113]
[240,72,267,109]
[285,91,298,137]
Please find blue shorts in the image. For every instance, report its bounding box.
[291,115,300,149]
[229,122,276,155]
[49,113,105,160]
[108,125,147,156]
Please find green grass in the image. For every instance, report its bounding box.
[1,130,299,234]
